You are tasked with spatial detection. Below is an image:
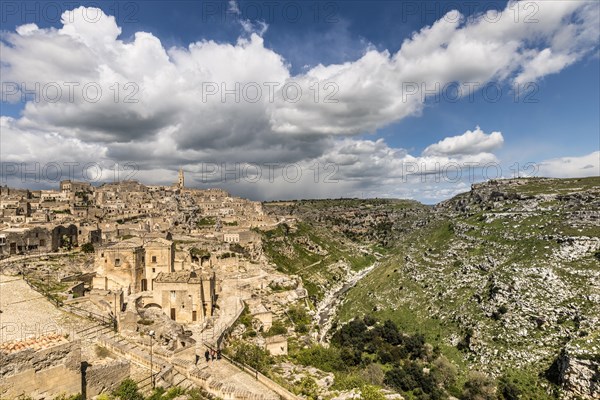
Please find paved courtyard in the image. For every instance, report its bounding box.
[0,275,81,343]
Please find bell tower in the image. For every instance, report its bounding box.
[178,168,185,189]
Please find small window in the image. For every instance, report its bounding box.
[115,258,121,266]
[152,268,156,273]
[101,253,104,257]
[152,256,157,263]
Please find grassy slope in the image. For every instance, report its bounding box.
[262,221,378,300]
[338,177,600,380]
[261,199,427,300]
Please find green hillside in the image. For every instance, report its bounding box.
[337,177,600,397]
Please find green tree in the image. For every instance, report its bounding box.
[431,356,458,388]
[288,305,311,325]
[81,242,95,253]
[231,342,273,374]
[112,378,143,400]
[265,320,287,337]
[297,376,319,399]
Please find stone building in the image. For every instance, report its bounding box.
[77,223,102,246]
[0,224,78,256]
[92,236,176,293]
[151,270,216,324]
[60,179,92,195]
[51,224,78,250]
[143,237,175,290]
[265,335,288,356]
[0,227,52,255]
[93,238,146,293]
[250,303,273,331]
[223,233,240,243]
[40,190,67,202]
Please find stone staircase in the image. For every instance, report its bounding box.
[173,357,196,369]
[188,362,280,400]
[95,333,201,395]
[75,322,114,342]
[71,318,286,400]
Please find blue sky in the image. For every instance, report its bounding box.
[1,1,599,201]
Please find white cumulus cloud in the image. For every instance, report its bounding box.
[423,127,504,156]
[0,2,598,202]
[537,152,600,178]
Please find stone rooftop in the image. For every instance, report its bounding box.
[0,333,68,354]
[103,237,145,249]
[154,269,214,284]
[154,270,198,283]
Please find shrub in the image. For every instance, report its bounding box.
[384,361,438,395]
[230,243,246,254]
[190,247,210,260]
[164,387,186,399]
[431,355,458,387]
[384,365,419,392]
[380,319,401,346]
[360,363,385,386]
[187,388,208,400]
[461,371,496,400]
[333,372,368,391]
[95,345,111,358]
[293,344,347,373]
[81,243,94,253]
[296,376,319,399]
[360,384,386,400]
[243,329,257,338]
[196,217,215,227]
[265,320,287,337]
[231,342,273,374]
[363,314,377,326]
[112,378,143,400]
[288,305,311,325]
[146,387,166,400]
[498,377,521,400]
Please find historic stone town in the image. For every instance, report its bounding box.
[0,170,304,399]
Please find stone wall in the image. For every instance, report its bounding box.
[85,359,130,397]
[0,340,81,399]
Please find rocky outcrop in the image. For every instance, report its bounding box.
[557,350,600,399]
